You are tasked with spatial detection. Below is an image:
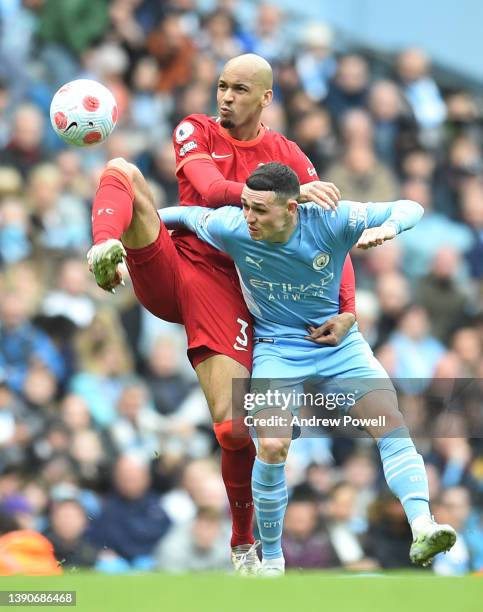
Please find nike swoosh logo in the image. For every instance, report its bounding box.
[212,152,232,159]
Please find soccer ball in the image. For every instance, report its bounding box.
[50,79,118,147]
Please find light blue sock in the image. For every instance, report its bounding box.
[252,457,287,560]
[378,426,431,524]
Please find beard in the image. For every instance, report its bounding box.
[220,118,236,129]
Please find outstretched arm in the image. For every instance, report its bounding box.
[336,199,424,251]
[159,206,237,253]
[160,205,208,233]
[355,200,424,249]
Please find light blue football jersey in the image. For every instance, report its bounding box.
[159,200,423,341]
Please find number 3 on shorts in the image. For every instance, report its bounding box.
[233,318,249,351]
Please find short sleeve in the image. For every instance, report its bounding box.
[172,115,212,175]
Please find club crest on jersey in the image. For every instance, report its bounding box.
[176,121,195,143]
[313,252,330,270]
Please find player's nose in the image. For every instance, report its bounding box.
[222,88,234,103]
[246,209,256,223]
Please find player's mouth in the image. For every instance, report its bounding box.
[248,225,260,235]
[220,106,233,116]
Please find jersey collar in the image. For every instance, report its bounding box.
[217,121,266,147]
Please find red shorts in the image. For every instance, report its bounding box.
[125,224,253,371]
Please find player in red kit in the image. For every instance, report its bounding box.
[88,54,356,574]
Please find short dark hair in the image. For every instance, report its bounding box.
[246,162,300,202]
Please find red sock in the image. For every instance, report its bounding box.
[220,441,256,547]
[92,167,134,244]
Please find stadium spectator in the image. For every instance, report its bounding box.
[0,292,65,394]
[147,13,197,93]
[450,327,482,377]
[340,453,378,523]
[396,48,446,142]
[326,143,398,203]
[107,380,166,461]
[325,54,370,122]
[368,79,418,168]
[282,493,336,569]
[70,310,134,427]
[325,482,378,570]
[340,108,374,148]
[432,487,472,575]
[0,374,40,471]
[156,506,232,572]
[293,108,337,174]
[0,104,47,178]
[41,258,96,329]
[88,454,170,568]
[372,272,410,349]
[0,198,32,266]
[0,494,36,530]
[397,178,474,278]
[69,429,112,492]
[44,498,99,569]
[161,459,227,526]
[365,493,413,568]
[417,247,469,343]
[295,22,335,103]
[387,305,446,387]
[28,164,89,253]
[460,179,483,279]
[434,135,483,219]
[197,9,247,71]
[146,141,179,205]
[250,4,288,66]
[129,56,173,148]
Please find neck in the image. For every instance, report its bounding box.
[225,118,262,141]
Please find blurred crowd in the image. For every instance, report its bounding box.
[0,0,481,575]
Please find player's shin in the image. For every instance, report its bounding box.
[213,420,256,547]
[252,456,288,566]
[92,166,134,244]
[377,426,431,530]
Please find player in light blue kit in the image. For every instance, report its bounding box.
[159,162,456,575]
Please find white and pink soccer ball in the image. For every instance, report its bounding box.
[49,79,118,147]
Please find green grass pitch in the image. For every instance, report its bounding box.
[3,572,482,612]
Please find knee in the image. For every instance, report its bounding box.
[214,419,251,451]
[107,158,150,209]
[107,157,136,180]
[258,438,289,464]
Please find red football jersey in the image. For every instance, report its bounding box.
[172,114,318,270]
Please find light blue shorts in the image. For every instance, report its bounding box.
[249,328,395,415]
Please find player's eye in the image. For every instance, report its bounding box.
[218,83,226,90]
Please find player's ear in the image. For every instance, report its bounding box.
[287,199,298,213]
[261,89,273,108]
